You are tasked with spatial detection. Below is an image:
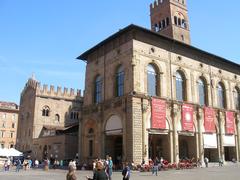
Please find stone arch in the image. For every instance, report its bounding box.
[104,114,123,135]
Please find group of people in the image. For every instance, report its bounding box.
[66,155,131,180]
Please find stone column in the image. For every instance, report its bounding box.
[142,99,149,163]
[78,119,82,161]
[169,131,174,163]
[236,114,240,162]
[219,112,225,162]
[198,108,204,162]
[173,104,179,163]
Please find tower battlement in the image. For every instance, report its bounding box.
[36,83,82,98]
[150,0,168,11]
[21,78,83,100]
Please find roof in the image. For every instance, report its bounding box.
[43,123,79,131]
[77,24,240,75]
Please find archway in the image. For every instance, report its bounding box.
[105,115,123,169]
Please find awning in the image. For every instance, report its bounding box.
[223,135,235,147]
[203,133,217,149]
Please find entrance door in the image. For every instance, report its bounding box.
[179,140,188,159]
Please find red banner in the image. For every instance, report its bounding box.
[182,104,194,131]
[151,98,166,129]
[204,107,216,133]
[226,111,235,134]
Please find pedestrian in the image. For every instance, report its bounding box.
[16,158,21,172]
[35,159,39,168]
[66,165,77,180]
[86,161,108,180]
[107,156,113,180]
[122,162,130,180]
[219,158,223,167]
[204,157,209,168]
[152,157,159,176]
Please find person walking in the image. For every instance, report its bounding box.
[204,157,209,168]
[122,162,130,180]
[16,159,21,172]
[86,161,108,180]
[66,165,77,180]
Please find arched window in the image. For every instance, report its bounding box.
[174,16,178,25]
[217,82,226,109]
[198,77,208,106]
[166,17,170,26]
[147,64,159,96]
[94,75,102,103]
[88,128,94,134]
[55,114,60,122]
[176,71,186,101]
[116,65,124,97]
[70,111,79,120]
[42,106,50,116]
[233,87,240,110]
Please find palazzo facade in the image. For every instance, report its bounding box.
[77,0,240,165]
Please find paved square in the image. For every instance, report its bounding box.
[1,164,240,180]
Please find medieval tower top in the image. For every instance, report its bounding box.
[150,0,191,44]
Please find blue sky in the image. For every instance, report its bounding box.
[0,0,239,104]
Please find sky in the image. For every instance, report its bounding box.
[0,0,239,104]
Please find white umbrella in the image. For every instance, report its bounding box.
[8,148,23,157]
[0,148,9,157]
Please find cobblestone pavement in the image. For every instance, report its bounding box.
[1,164,240,180]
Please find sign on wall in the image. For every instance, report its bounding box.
[151,98,166,129]
[182,104,194,131]
[225,111,235,134]
[204,107,216,133]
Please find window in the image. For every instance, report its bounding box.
[1,144,4,148]
[147,64,159,96]
[88,128,94,157]
[12,114,16,120]
[55,114,60,122]
[89,140,93,157]
[166,17,170,26]
[154,24,159,32]
[162,19,166,28]
[10,132,14,138]
[116,65,124,97]
[70,111,79,120]
[12,123,15,128]
[233,87,240,110]
[159,22,162,30]
[42,106,50,116]
[217,82,226,109]
[1,131,4,138]
[94,75,102,103]
[174,16,177,25]
[178,18,181,26]
[176,71,186,101]
[2,123,5,128]
[198,78,207,106]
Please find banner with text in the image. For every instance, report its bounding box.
[225,111,235,134]
[182,104,194,131]
[204,107,216,133]
[151,98,166,129]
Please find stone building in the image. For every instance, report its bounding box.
[16,78,83,161]
[77,0,240,165]
[0,101,19,149]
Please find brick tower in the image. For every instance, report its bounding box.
[150,0,191,44]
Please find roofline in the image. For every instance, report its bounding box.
[77,24,240,70]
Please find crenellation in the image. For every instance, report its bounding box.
[150,0,165,10]
[63,87,68,96]
[21,78,84,98]
[57,86,62,95]
[50,85,55,94]
[70,88,74,96]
